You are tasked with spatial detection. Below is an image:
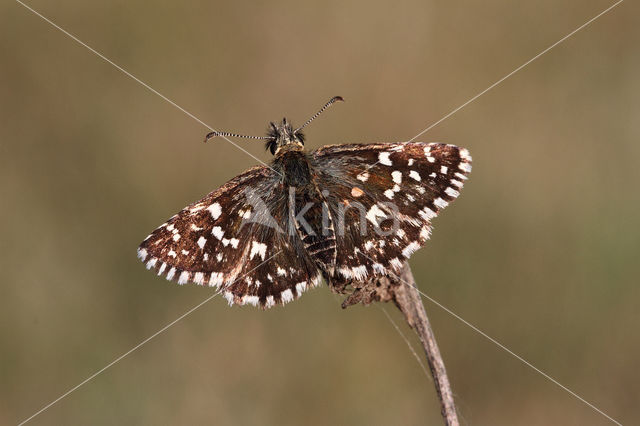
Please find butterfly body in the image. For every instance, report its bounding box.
[138,103,472,308]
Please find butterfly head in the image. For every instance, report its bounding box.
[265,118,306,155]
[204,96,343,155]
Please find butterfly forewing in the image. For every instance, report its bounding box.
[310,142,472,282]
[137,165,322,308]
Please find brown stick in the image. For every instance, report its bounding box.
[338,262,459,425]
[392,264,459,426]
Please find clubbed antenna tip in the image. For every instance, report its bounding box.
[295,96,345,133]
[204,130,270,143]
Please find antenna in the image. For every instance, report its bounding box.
[294,96,344,133]
[204,130,270,143]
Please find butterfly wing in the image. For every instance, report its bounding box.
[137,166,322,308]
[309,142,472,282]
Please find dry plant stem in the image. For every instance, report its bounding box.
[392,264,459,426]
[338,262,459,425]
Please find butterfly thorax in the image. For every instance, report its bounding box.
[272,148,338,274]
[274,149,311,187]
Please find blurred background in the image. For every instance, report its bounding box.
[1,0,638,424]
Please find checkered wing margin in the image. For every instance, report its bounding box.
[137,166,321,308]
[310,142,472,281]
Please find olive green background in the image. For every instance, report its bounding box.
[2,1,638,425]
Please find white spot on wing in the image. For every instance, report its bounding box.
[392,171,402,184]
[137,248,148,261]
[281,289,294,303]
[338,267,353,279]
[211,226,223,240]
[296,281,307,296]
[207,202,222,219]
[243,295,259,306]
[390,257,403,270]
[357,171,370,182]
[194,272,205,285]
[167,267,176,280]
[445,187,460,198]
[265,296,275,308]
[419,207,437,220]
[379,152,392,166]
[146,258,157,269]
[384,189,395,199]
[250,241,267,260]
[420,227,431,240]
[210,272,223,288]
[168,250,177,258]
[197,236,207,249]
[178,271,190,284]
[434,198,448,209]
[409,170,421,181]
[402,241,421,258]
[372,263,386,273]
[352,265,368,280]
[366,204,388,226]
[459,162,472,173]
[440,165,448,174]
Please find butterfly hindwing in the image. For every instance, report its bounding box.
[310,142,472,282]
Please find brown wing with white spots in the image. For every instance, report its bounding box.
[310,142,472,282]
[137,166,321,308]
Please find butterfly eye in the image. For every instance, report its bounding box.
[265,138,277,155]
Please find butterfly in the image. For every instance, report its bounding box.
[137,97,472,308]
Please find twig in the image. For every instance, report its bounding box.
[391,263,459,426]
[339,262,459,425]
